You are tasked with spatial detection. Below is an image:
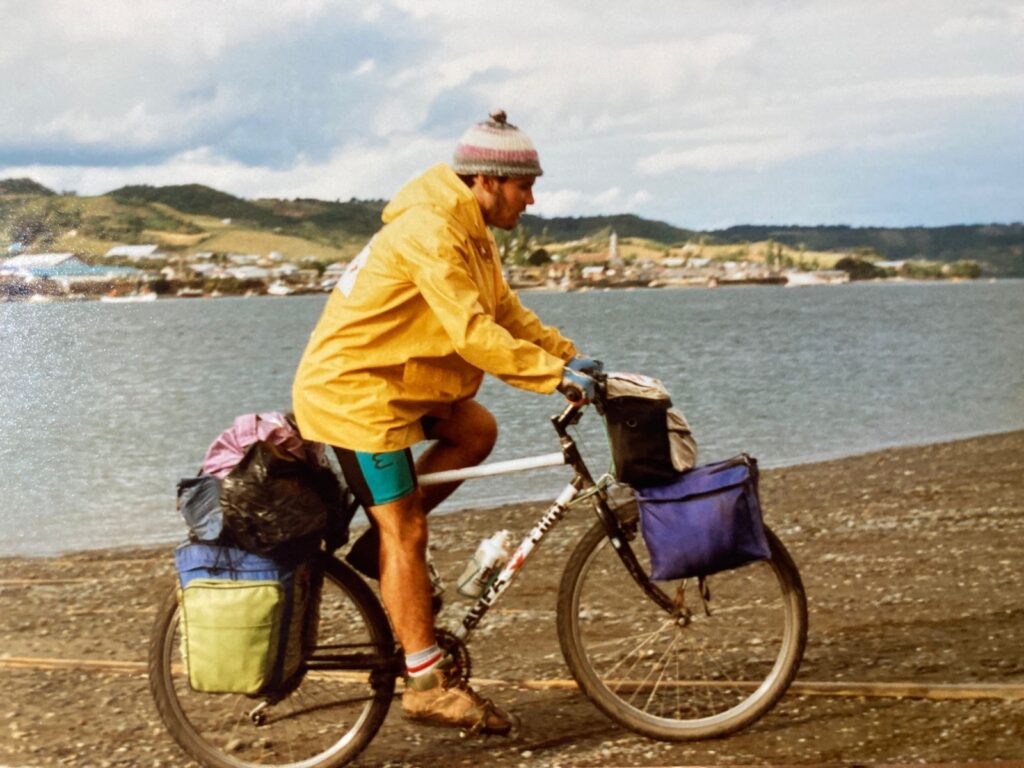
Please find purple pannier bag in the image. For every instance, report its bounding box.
[635,454,771,580]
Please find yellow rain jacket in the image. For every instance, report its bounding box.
[292,163,577,452]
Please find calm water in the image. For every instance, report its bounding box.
[1,280,1022,556]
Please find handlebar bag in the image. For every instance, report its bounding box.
[635,454,771,580]
[603,372,697,488]
[174,543,321,695]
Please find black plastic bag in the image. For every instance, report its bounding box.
[220,441,354,555]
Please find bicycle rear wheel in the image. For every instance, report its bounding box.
[557,519,807,740]
[149,555,397,768]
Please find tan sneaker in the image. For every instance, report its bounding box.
[402,660,514,735]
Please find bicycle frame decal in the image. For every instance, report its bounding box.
[455,481,580,639]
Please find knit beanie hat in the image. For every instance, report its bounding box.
[452,110,543,177]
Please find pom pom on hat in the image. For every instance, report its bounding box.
[452,110,543,177]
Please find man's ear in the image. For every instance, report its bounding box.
[477,175,499,193]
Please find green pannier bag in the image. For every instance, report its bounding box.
[174,543,319,695]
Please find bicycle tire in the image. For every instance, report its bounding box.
[149,554,397,768]
[557,519,807,741]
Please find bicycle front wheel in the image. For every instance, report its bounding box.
[557,519,807,741]
[149,556,397,768]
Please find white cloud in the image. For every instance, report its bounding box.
[834,74,1024,104]
[0,134,452,201]
[1,0,1021,227]
[637,137,826,175]
[534,186,653,218]
[934,6,1024,38]
[353,59,377,77]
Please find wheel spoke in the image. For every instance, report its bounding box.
[558,520,806,740]
[149,559,396,768]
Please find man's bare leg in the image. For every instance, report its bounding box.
[366,400,511,733]
[366,493,434,653]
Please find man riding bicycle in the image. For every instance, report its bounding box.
[292,110,600,734]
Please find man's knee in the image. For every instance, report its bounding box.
[466,405,498,459]
[440,399,498,460]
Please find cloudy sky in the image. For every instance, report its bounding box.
[1,1,1022,230]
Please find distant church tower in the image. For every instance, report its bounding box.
[608,230,624,271]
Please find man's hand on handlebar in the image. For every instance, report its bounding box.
[566,355,604,377]
[558,365,598,403]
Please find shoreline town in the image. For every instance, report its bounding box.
[0,229,991,303]
[1,429,1021,766]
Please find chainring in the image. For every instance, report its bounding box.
[435,628,472,684]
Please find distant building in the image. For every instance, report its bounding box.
[272,263,299,277]
[2,252,81,273]
[1,253,141,284]
[1,253,140,278]
[225,265,271,281]
[784,270,850,287]
[565,252,608,266]
[105,244,161,260]
[227,253,261,265]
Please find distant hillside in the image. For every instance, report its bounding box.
[0,178,56,196]
[108,184,386,240]
[520,213,695,244]
[109,184,279,226]
[252,197,385,239]
[2,177,1021,275]
[709,224,1024,277]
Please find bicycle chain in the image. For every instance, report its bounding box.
[434,628,472,684]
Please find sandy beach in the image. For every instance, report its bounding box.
[1,430,1022,767]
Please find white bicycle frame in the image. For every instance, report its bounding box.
[418,449,610,641]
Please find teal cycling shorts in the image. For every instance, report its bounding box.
[333,447,416,507]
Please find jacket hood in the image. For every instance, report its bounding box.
[382,163,485,236]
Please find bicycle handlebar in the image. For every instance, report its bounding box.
[552,373,608,433]
[558,370,608,405]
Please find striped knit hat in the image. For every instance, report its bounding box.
[452,110,543,177]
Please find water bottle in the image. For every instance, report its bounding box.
[456,530,512,598]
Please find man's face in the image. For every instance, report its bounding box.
[478,175,536,230]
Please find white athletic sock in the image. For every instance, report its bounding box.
[405,643,443,679]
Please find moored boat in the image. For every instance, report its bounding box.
[100,292,158,303]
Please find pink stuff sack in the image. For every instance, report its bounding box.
[201,412,322,479]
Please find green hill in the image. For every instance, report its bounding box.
[520,213,695,244]
[252,197,385,238]
[2,177,1021,275]
[708,224,1024,277]
[110,184,280,226]
[0,178,56,196]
